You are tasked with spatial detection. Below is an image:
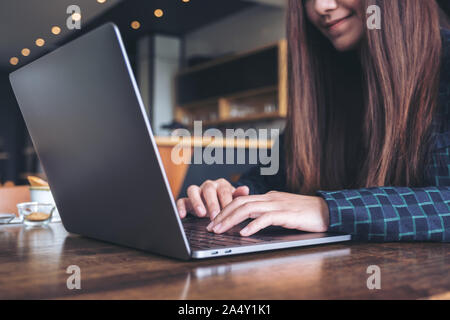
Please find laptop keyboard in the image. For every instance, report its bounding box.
[182,217,271,249]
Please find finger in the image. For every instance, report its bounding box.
[176,198,188,219]
[215,179,235,208]
[216,186,234,210]
[232,186,250,198]
[187,185,207,217]
[210,201,274,234]
[176,198,194,218]
[208,194,267,230]
[201,182,221,219]
[240,211,288,236]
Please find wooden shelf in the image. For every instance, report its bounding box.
[178,85,277,110]
[200,111,284,126]
[175,40,287,127]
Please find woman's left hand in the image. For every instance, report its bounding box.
[206,191,330,236]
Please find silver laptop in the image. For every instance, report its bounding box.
[9,23,350,260]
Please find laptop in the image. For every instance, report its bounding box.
[9,23,351,260]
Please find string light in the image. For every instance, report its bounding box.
[10,57,19,65]
[21,48,30,56]
[72,13,82,21]
[51,26,61,35]
[35,38,45,47]
[131,21,141,30]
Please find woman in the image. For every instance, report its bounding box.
[177,0,450,242]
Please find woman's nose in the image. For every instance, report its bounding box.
[314,0,338,15]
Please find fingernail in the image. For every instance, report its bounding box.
[178,209,185,217]
[240,227,249,236]
[206,221,214,231]
[213,223,222,233]
[211,210,219,220]
[197,206,206,217]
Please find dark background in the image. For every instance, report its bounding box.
[0,0,254,184]
[0,0,449,185]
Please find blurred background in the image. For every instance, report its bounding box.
[0,0,449,190]
[0,0,289,188]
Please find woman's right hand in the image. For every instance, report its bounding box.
[176,178,249,220]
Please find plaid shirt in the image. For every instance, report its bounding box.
[237,29,450,242]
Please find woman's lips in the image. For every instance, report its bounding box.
[325,14,353,32]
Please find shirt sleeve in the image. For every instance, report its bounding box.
[317,143,450,242]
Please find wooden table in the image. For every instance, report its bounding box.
[0,222,448,300]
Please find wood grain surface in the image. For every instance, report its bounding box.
[0,223,448,300]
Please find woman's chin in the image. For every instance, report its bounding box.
[331,38,360,52]
[333,42,358,52]
[329,29,363,52]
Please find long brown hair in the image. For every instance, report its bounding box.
[286,0,444,194]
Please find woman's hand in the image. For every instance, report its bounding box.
[176,178,250,220]
[206,191,330,236]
